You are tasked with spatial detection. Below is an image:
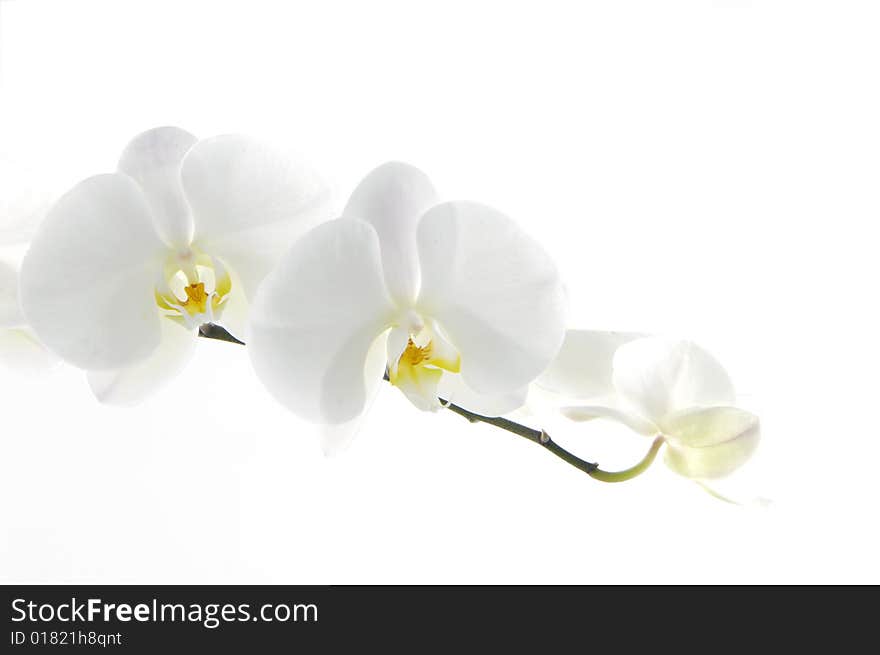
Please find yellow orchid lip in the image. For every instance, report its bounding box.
[388,331,461,411]
[395,337,460,373]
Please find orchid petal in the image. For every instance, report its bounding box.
[385,325,410,377]
[560,404,658,436]
[117,126,198,248]
[183,135,330,299]
[320,332,389,456]
[536,329,644,400]
[612,337,736,423]
[661,406,760,479]
[20,174,166,370]
[343,162,436,305]
[213,266,249,342]
[416,201,566,396]
[87,318,196,405]
[249,219,396,424]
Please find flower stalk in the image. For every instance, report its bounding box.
[199,323,661,483]
[586,436,664,483]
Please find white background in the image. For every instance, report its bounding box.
[1,0,878,583]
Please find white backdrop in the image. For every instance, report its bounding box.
[1,0,877,583]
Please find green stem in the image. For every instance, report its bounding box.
[442,402,599,476]
[199,323,662,482]
[586,436,665,483]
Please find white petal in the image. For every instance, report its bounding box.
[249,219,396,424]
[661,405,759,448]
[416,201,566,395]
[0,260,24,328]
[214,266,248,342]
[0,328,57,374]
[536,329,644,400]
[20,174,166,370]
[560,403,658,435]
[385,325,410,376]
[438,373,528,417]
[661,406,760,479]
[87,318,196,405]
[343,162,437,305]
[117,126,198,248]
[183,135,330,299]
[612,337,736,422]
[320,331,389,456]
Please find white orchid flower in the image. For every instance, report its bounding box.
[19,126,329,404]
[249,162,566,447]
[0,259,56,373]
[537,331,760,480]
